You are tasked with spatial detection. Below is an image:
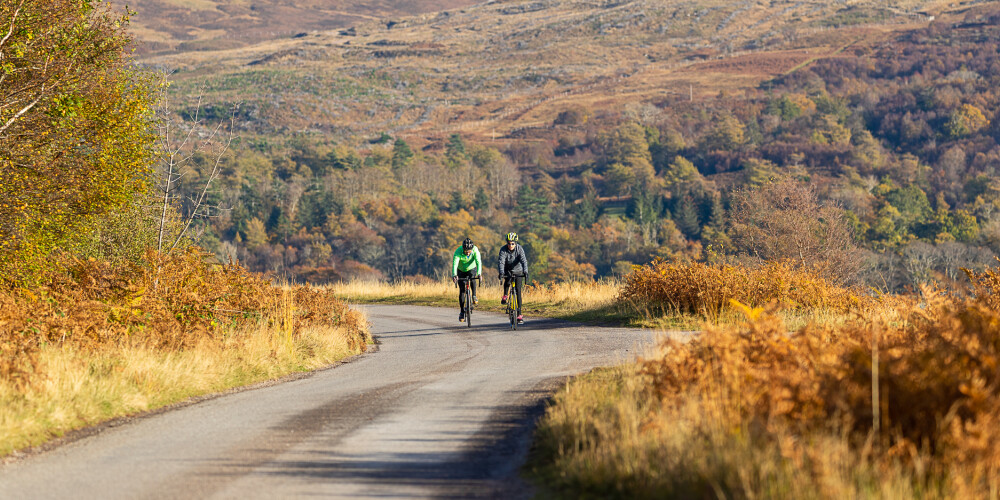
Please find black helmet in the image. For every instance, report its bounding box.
[462,238,474,251]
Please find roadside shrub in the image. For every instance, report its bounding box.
[632,286,1000,496]
[0,248,370,388]
[617,259,861,317]
[536,282,1000,497]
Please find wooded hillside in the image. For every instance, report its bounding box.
[149,3,1000,291]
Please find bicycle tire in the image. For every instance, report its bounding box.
[465,285,472,328]
[509,293,518,330]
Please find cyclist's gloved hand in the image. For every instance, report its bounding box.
[452,275,458,283]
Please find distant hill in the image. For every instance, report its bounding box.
[140,0,961,145]
[126,0,481,55]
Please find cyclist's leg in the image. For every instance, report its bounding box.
[470,274,479,303]
[502,276,512,302]
[457,270,474,315]
[514,276,524,317]
[457,281,466,318]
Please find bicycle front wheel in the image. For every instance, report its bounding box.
[509,298,517,330]
[466,288,472,328]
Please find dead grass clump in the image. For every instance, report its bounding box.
[618,260,861,318]
[0,247,370,388]
[523,279,620,309]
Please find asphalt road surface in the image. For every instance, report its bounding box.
[0,305,659,499]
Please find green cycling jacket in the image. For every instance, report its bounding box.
[452,246,482,275]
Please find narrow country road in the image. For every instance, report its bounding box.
[0,305,658,499]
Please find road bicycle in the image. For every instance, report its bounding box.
[503,273,524,330]
[456,276,480,328]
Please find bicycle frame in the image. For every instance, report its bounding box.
[456,276,479,328]
[503,273,523,330]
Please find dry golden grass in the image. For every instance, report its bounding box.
[619,259,862,316]
[0,249,371,457]
[0,320,361,457]
[325,278,623,322]
[530,364,935,499]
[532,273,1000,498]
[615,259,893,331]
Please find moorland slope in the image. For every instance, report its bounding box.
[127,0,481,54]
[143,0,955,144]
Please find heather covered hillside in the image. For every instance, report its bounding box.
[126,0,481,54]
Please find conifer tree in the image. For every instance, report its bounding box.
[574,191,599,229]
[445,133,467,168]
[674,195,701,238]
[391,138,414,172]
[515,185,553,235]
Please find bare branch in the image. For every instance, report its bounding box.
[0,1,26,51]
[168,111,237,253]
[0,86,43,136]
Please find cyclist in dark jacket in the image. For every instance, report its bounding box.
[497,232,528,323]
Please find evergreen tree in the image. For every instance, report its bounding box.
[473,187,490,211]
[449,191,465,213]
[298,189,338,230]
[267,206,294,243]
[446,133,467,168]
[674,195,701,238]
[664,155,702,192]
[628,189,660,227]
[514,185,553,235]
[327,147,361,170]
[574,191,599,229]
[707,192,726,230]
[391,138,414,172]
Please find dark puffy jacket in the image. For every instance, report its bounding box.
[497,243,529,277]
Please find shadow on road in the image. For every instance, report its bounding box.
[192,386,559,499]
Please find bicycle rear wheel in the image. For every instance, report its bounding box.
[465,286,472,328]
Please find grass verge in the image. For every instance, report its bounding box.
[528,282,1000,498]
[0,319,367,458]
[0,249,372,458]
[325,279,631,325]
[527,364,932,499]
[328,264,865,331]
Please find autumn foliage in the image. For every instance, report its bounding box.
[0,0,158,283]
[0,248,370,388]
[533,261,1000,496]
[618,259,861,317]
[633,287,1000,495]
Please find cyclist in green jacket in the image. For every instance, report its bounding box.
[452,237,482,322]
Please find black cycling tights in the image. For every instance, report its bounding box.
[502,276,524,313]
[457,270,478,311]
